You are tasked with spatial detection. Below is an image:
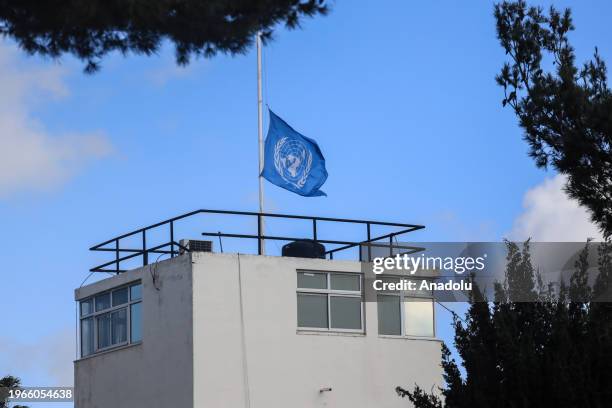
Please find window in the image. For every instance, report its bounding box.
[377,294,401,335]
[297,293,328,328]
[404,299,435,337]
[97,312,111,349]
[80,298,93,316]
[79,282,142,357]
[112,287,128,306]
[130,302,142,342]
[377,277,435,337]
[297,271,363,332]
[130,284,142,301]
[81,318,94,356]
[95,292,110,311]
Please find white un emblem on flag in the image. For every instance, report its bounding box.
[274,137,313,189]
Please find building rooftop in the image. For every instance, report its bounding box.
[89,209,425,273]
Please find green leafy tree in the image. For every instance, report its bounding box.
[0,376,28,408]
[494,0,612,237]
[0,0,329,72]
[396,240,612,408]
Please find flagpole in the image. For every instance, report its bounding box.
[257,31,265,255]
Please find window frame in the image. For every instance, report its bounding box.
[296,271,364,333]
[376,276,436,338]
[79,282,142,357]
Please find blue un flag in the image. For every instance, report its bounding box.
[261,109,328,197]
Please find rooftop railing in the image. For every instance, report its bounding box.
[89,209,425,273]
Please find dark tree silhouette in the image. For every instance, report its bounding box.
[494,0,612,237]
[396,240,612,408]
[0,375,28,408]
[0,0,329,72]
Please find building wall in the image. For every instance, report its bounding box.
[74,252,442,408]
[74,255,194,408]
[191,252,442,408]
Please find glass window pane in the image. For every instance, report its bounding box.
[131,302,142,342]
[297,272,327,289]
[130,284,142,301]
[297,293,328,328]
[97,313,111,349]
[81,318,94,357]
[95,292,111,311]
[330,296,362,330]
[111,309,127,345]
[404,299,434,337]
[112,287,128,306]
[330,274,360,291]
[378,294,401,335]
[80,299,93,316]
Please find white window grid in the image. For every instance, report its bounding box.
[376,276,436,338]
[297,271,364,333]
[79,282,142,357]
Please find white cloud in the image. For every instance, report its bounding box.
[0,43,112,198]
[508,174,603,241]
[0,327,75,386]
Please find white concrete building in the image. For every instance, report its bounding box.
[75,250,442,407]
[75,210,442,407]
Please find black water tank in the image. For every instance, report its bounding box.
[282,240,326,259]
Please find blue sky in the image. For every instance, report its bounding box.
[0,1,609,405]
